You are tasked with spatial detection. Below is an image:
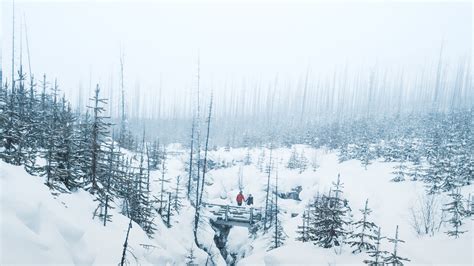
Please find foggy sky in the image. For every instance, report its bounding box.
[1,0,472,116]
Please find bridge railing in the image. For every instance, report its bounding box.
[202,202,262,225]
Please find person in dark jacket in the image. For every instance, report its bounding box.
[236,191,245,206]
[246,194,254,206]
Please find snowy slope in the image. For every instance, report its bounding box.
[202,146,473,265]
[1,144,472,265]
[0,161,209,265]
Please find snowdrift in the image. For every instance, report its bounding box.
[0,161,201,265]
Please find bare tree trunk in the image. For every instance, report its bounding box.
[120,218,132,266]
[187,117,195,199]
[264,144,273,232]
[199,96,213,206]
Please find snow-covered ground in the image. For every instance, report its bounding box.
[1,145,472,265]
[0,160,209,265]
[204,146,473,265]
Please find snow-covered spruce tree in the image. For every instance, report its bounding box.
[442,115,473,187]
[443,189,467,238]
[10,69,29,166]
[134,142,156,236]
[296,208,311,242]
[86,84,111,194]
[165,192,173,228]
[391,161,408,182]
[408,162,424,181]
[38,74,51,148]
[55,99,81,190]
[357,135,374,170]
[423,152,446,194]
[0,81,9,149]
[455,112,474,186]
[118,156,135,218]
[22,76,42,176]
[40,80,66,192]
[466,193,473,217]
[287,147,299,170]
[156,147,170,217]
[94,140,122,226]
[311,151,319,171]
[268,169,286,250]
[244,147,252,165]
[312,192,350,248]
[311,175,351,248]
[383,225,410,265]
[1,83,23,164]
[77,111,94,187]
[363,226,388,265]
[224,140,231,152]
[306,192,323,243]
[338,144,351,163]
[298,150,309,174]
[147,138,161,170]
[346,199,378,254]
[172,175,184,214]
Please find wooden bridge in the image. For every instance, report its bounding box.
[202,202,263,227]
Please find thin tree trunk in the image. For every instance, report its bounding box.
[199,96,213,206]
[120,218,132,266]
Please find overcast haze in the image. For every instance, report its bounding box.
[1,0,472,117]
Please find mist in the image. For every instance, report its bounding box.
[1,1,471,122]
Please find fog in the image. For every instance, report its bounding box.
[1,0,471,120]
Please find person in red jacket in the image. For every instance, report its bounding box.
[236,191,245,206]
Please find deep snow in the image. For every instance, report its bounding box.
[1,144,472,265]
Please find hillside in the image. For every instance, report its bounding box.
[2,145,472,265]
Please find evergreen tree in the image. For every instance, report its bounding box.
[23,76,42,175]
[443,189,467,238]
[465,193,472,217]
[357,138,374,170]
[424,153,446,194]
[148,139,161,170]
[173,175,184,214]
[55,99,81,190]
[408,162,424,181]
[244,148,252,165]
[10,69,29,166]
[287,148,299,170]
[86,84,111,194]
[311,175,351,248]
[383,225,410,265]
[296,208,311,242]
[40,80,65,192]
[156,148,170,217]
[347,199,378,254]
[134,143,156,236]
[298,150,308,174]
[77,111,93,187]
[269,169,286,250]
[391,161,408,182]
[363,227,388,265]
[94,140,122,226]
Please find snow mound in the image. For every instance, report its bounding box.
[0,162,182,265]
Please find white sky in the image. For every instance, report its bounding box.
[1,0,472,105]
